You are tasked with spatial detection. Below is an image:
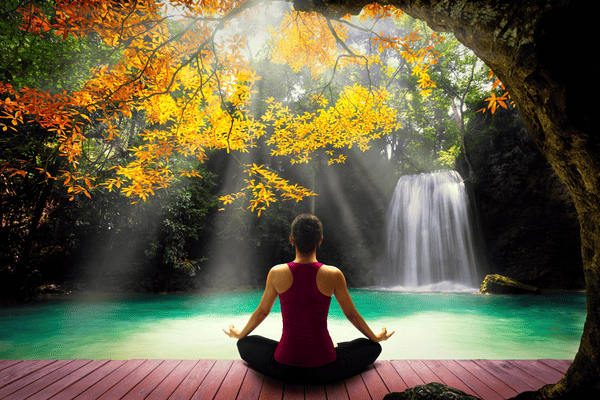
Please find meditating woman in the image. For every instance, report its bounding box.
[223,214,394,384]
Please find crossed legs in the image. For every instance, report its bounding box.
[237,335,382,385]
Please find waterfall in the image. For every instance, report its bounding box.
[381,170,481,292]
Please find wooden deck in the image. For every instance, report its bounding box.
[0,359,571,400]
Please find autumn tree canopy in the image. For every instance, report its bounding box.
[0,0,455,215]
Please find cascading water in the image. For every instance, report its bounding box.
[381,170,481,292]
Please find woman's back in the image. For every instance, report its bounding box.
[274,262,337,367]
[271,263,338,297]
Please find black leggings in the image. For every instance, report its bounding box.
[237,335,382,385]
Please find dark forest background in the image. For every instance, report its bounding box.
[0,3,584,300]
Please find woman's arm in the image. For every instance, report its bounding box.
[332,268,394,343]
[223,268,279,339]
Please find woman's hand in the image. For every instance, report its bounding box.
[223,324,244,339]
[374,327,395,342]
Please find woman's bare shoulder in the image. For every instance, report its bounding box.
[271,263,290,272]
[317,265,344,295]
[320,265,343,276]
[269,264,291,277]
[270,264,293,293]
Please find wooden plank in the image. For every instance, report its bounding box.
[214,360,249,400]
[3,360,46,374]
[406,360,442,384]
[538,359,571,374]
[4,359,92,400]
[0,360,23,372]
[509,360,563,384]
[168,359,216,400]
[236,366,264,400]
[439,360,503,400]
[282,383,304,400]
[0,360,58,389]
[374,361,409,393]
[0,359,575,400]
[74,359,145,399]
[556,360,573,371]
[191,359,233,400]
[28,360,109,400]
[325,381,350,400]
[455,360,518,399]
[259,375,284,400]
[145,360,199,400]
[390,360,425,388]
[361,364,389,400]
[305,384,326,400]
[0,360,74,399]
[491,361,546,390]
[473,360,538,393]
[122,359,182,400]
[50,360,127,400]
[344,373,371,400]
[421,360,479,397]
[96,359,163,400]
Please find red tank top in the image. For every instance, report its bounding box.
[274,262,337,367]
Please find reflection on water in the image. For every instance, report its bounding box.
[0,290,585,360]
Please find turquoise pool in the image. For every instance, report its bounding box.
[0,290,585,360]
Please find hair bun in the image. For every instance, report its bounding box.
[303,225,314,234]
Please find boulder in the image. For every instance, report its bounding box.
[383,382,481,400]
[480,274,541,294]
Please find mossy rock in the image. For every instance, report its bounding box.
[480,274,541,294]
[383,382,481,399]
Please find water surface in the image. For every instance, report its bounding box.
[0,290,585,360]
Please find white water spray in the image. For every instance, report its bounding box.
[381,170,480,292]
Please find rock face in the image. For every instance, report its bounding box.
[457,106,585,290]
[480,274,541,295]
[383,382,481,400]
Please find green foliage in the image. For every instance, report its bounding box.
[212,197,298,260]
[438,144,461,168]
[0,0,129,295]
[0,0,115,91]
[378,17,489,175]
[0,0,218,292]
[144,171,218,276]
[303,14,487,176]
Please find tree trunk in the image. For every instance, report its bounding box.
[293,0,599,397]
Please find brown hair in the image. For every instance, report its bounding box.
[291,214,323,254]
